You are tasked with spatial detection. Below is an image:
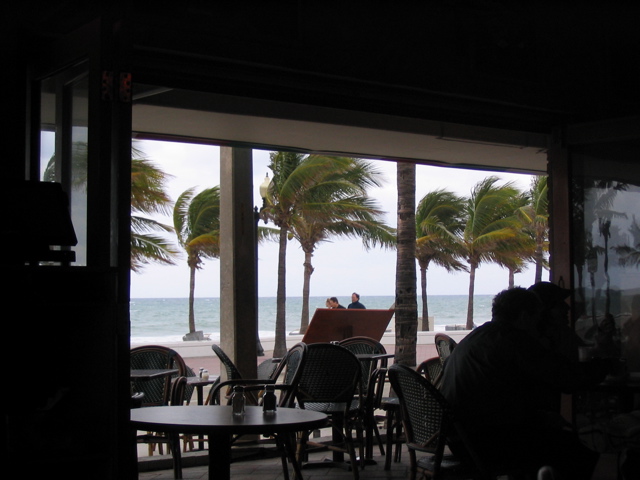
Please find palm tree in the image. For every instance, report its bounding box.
[131,151,180,272]
[514,175,549,283]
[261,153,395,354]
[45,142,180,272]
[460,176,522,329]
[496,190,536,289]
[415,189,467,330]
[615,216,640,268]
[260,152,307,357]
[394,161,418,367]
[173,186,221,335]
[289,158,396,334]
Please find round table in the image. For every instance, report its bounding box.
[131,405,328,480]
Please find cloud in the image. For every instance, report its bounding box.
[130,141,541,298]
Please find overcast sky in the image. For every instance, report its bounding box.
[130,139,545,299]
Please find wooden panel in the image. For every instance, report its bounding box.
[301,308,394,344]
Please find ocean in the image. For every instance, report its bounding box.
[130,295,493,344]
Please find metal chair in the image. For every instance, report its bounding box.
[434,333,457,365]
[130,345,188,407]
[207,344,247,405]
[136,376,189,479]
[417,356,444,388]
[295,343,364,480]
[382,357,443,470]
[207,343,308,480]
[388,364,481,480]
[338,336,389,459]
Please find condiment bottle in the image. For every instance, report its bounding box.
[199,367,204,378]
[262,384,277,415]
[231,386,245,417]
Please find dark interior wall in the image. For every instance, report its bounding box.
[12,3,640,130]
[125,3,640,127]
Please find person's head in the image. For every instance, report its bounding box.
[325,298,332,308]
[351,292,360,303]
[492,287,543,335]
[528,281,571,326]
[528,282,571,310]
[329,297,340,308]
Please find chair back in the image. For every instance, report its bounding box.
[169,376,188,406]
[338,336,387,395]
[257,358,279,380]
[388,364,451,476]
[211,344,243,382]
[208,343,308,408]
[270,342,307,405]
[417,356,444,387]
[295,343,362,410]
[130,345,187,406]
[434,333,457,363]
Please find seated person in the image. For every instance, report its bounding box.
[347,292,366,309]
[440,287,609,479]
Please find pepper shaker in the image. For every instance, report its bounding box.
[231,386,245,416]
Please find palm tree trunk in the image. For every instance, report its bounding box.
[534,243,544,283]
[274,227,289,357]
[466,261,477,330]
[395,162,418,367]
[188,263,197,333]
[508,268,515,289]
[420,263,429,331]
[299,249,314,334]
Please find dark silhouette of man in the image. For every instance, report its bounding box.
[440,287,608,479]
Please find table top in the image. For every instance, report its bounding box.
[186,375,219,387]
[131,405,328,435]
[130,368,179,379]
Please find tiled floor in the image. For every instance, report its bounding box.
[136,441,620,480]
[137,443,411,480]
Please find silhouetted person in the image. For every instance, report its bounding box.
[347,292,365,309]
[440,287,606,479]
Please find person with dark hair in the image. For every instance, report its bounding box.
[528,281,583,363]
[347,292,366,309]
[440,287,607,479]
[328,297,345,309]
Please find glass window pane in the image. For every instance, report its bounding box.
[572,144,640,373]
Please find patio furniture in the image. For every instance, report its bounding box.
[338,336,390,460]
[294,342,364,480]
[434,334,457,365]
[388,364,480,480]
[208,344,248,404]
[381,395,404,470]
[417,356,444,388]
[135,376,190,478]
[131,345,188,407]
[209,342,307,409]
[131,405,328,480]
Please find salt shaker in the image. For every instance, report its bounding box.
[202,369,209,381]
[262,384,277,415]
[231,386,245,416]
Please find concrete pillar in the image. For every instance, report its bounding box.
[219,147,258,378]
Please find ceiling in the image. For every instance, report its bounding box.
[132,89,550,175]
